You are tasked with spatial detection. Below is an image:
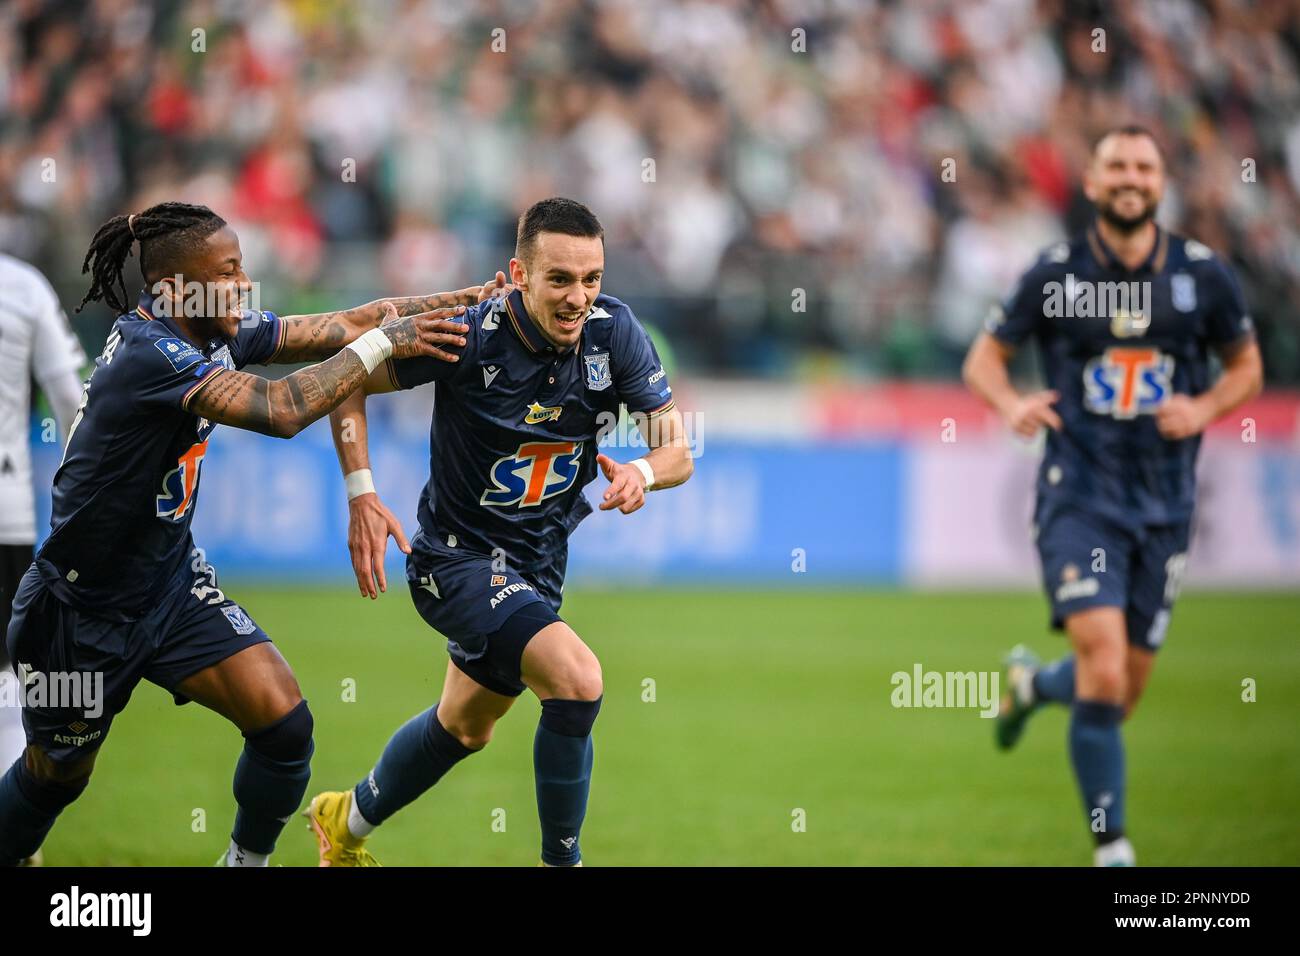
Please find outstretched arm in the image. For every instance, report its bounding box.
[272,273,509,363]
[596,406,694,515]
[329,369,407,598]
[190,304,466,439]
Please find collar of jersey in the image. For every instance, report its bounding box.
[504,289,573,358]
[1086,222,1168,275]
[134,290,215,352]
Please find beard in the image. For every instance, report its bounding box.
[1095,188,1158,234]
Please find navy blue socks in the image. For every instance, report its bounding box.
[534,697,602,866]
[353,704,476,827]
[1069,699,1126,845]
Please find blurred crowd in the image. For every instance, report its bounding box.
[2,0,1299,381]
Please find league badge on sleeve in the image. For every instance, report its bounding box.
[584,350,612,391]
[155,337,204,372]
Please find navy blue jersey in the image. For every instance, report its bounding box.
[36,291,286,621]
[388,289,674,572]
[988,225,1253,526]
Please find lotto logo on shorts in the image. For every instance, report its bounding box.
[1083,347,1175,419]
[156,440,209,520]
[480,441,583,508]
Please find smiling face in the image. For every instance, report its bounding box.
[1085,132,1165,234]
[510,232,605,351]
[152,225,252,341]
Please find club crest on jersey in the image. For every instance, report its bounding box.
[221,605,257,635]
[1083,348,1175,419]
[1170,273,1196,313]
[584,351,612,391]
[156,440,209,520]
[481,441,583,508]
[524,401,563,425]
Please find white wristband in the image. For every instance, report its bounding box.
[630,457,656,490]
[345,468,376,500]
[345,327,393,375]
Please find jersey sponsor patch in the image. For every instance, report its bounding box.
[524,401,563,424]
[156,440,208,520]
[1082,347,1175,419]
[154,337,205,372]
[489,580,534,609]
[480,440,583,508]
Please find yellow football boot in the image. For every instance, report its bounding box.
[303,790,381,867]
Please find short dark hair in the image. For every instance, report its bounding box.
[1092,124,1166,167]
[515,197,603,262]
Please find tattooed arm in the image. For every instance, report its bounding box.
[190,305,467,439]
[271,273,510,363]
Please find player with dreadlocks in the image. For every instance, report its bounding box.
[0,201,505,866]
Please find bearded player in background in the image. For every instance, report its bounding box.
[963,127,1263,866]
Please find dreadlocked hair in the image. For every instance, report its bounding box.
[77,202,227,314]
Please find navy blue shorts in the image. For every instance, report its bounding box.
[4,548,270,763]
[406,532,564,697]
[1034,500,1191,652]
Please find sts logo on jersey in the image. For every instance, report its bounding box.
[156,440,209,520]
[481,441,583,508]
[1083,348,1175,419]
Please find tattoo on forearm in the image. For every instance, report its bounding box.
[278,313,351,362]
[279,290,471,362]
[388,289,477,316]
[190,351,367,438]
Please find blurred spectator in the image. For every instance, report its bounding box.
[1,0,1297,382]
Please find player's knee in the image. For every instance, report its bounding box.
[439,714,496,751]
[1087,663,1127,703]
[546,653,603,701]
[19,747,93,811]
[1123,686,1145,720]
[244,699,314,764]
[540,695,603,738]
[568,657,603,702]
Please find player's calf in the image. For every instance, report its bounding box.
[226,698,314,867]
[1066,609,1130,857]
[0,745,97,866]
[522,621,604,867]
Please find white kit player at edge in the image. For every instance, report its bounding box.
[0,252,88,860]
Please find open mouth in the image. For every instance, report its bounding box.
[555,312,583,332]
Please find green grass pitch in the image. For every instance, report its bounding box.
[40,588,1299,866]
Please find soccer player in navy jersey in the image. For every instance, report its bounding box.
[963,127,1263,865]
[305,198,694,867]
[0,201,493,867]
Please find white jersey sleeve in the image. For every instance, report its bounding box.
[31,278,87,384]
[0,254,87,544]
